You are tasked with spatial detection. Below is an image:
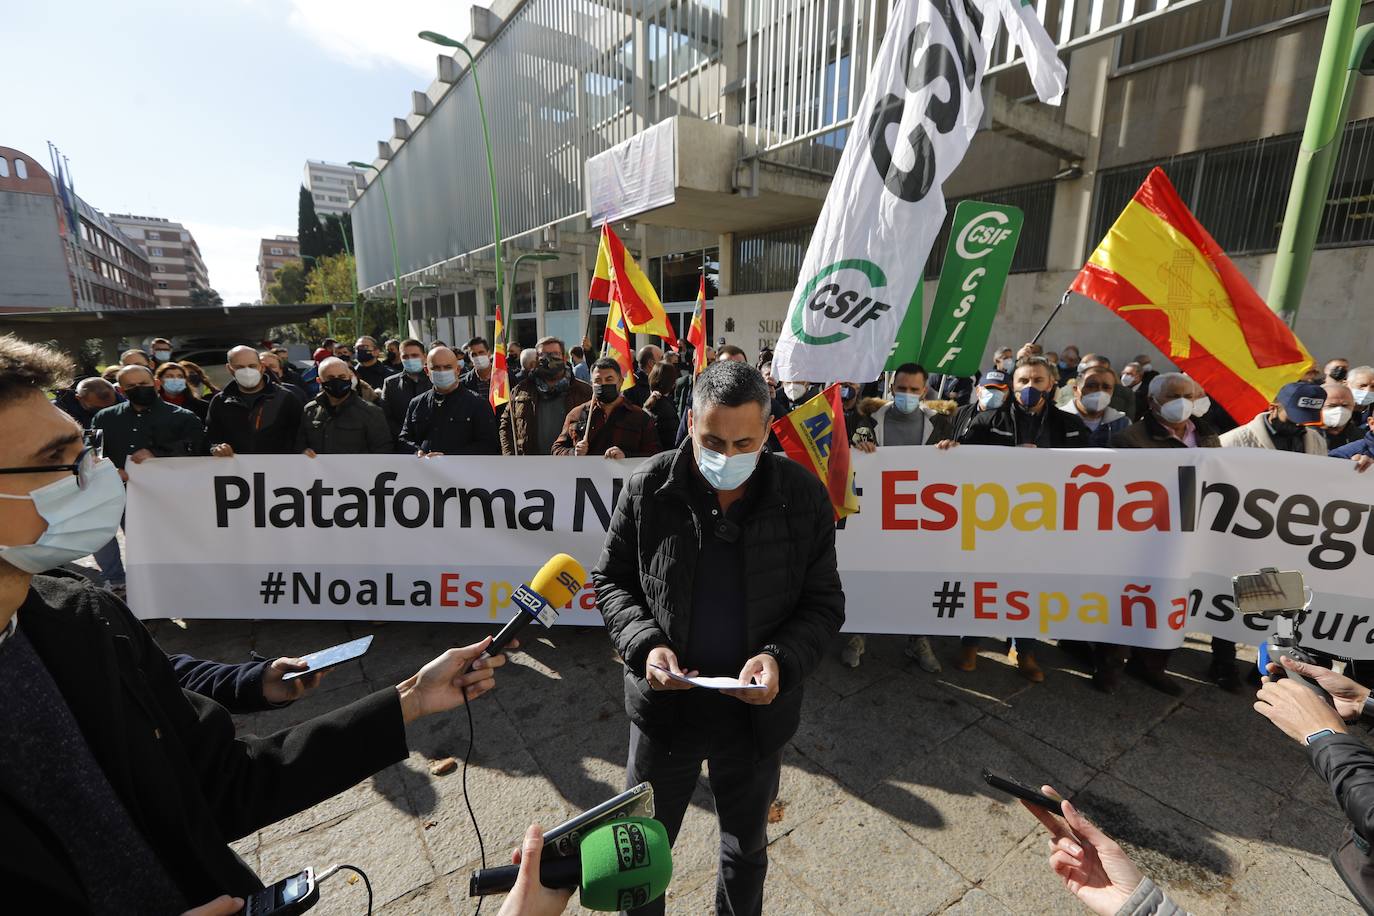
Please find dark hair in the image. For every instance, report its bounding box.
[465,337,489,351]
[1015,355,1053,372]
[692,360,770,415]
[717,344,747,361]
[0,334,74,406]
[592,357,623,378]
[570,346,585,360]
[648,362,680,394]
[401,338,424,351]
[893,362,927,382]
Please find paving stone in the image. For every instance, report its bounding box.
[1154,692,1309,794]
[1265,796,1354,899]
[1227,839,1362,915]
[809,637,904,698]
[525,714,629,814]
[374,877,456,915]
[488,645,624,744]
[941,887,1016,915]
[980,830,1102,916]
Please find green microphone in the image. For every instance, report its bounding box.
[468,817,673,912]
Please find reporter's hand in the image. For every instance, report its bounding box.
[1254,675,1347,744]
[603,446,626,460]
[499,824,575,916]
[1264,655,1370,721]
[725,653,779,705]
[1021,790,1143,916]
[645,646,696,691]
[130,448,155,464]
[936,439,959,450]
[396,636,512,723]
[303,448,318,458]
[210,443,235,457]
[261,656,324,705]
[181,895,243,915]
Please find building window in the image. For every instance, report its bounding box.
[544,274,579,312]
[147,230,160,240]
[157,281,169,289]
[14,159,27,180]
[924,180,1055,279]
[0,158,8,178]
[150,247,163,256]
[270,247,283,255]
[732,226,813,295]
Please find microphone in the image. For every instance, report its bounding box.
[485,553,587,658]
[470,817,674,912]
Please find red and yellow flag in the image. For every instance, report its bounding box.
[601,299,636,391]
[590,224,680,347]
[1071,168,1312,421]
[770,384,859,521]
[686,274,708,376]
[489,303,509,410]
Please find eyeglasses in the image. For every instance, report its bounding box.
[0,435,105,491]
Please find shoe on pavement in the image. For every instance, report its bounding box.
[1209,662,1241,692]
[1018,652,1046,683]
[841,635,865,668]
[906,636,942,674]
[1142,668,1183,696]
[1092,667,1122,694]
[955,644,978,672]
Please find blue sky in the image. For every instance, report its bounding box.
[3,0,468,305]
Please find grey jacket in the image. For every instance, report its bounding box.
[1116,877,1190,916]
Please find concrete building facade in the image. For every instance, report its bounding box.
[108,213,211,307]
[256,235,301,302]
[303,160,365,218]
[349,0,1373,371]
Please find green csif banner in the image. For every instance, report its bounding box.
[915,200,1023,377]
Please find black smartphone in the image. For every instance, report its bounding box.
[281,635,373,681]
[981,768,1065,816]
[244,868,319,916]
[541,782,655,857]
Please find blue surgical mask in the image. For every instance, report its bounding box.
[161,377,188,395]
[0,458,126,574]
[696,444,761,491]
[403,357,424,374]
[430,369,457,389]
[1016,386,1044,409]
[893,392,922,414]
[979,388,1006,410]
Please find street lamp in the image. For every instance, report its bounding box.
[406,283,440,342]
[418,30,505,330]
[507,252,558,349]
[348,160,404,336]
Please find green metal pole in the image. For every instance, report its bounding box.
[452,44,505,343]
[333,216,358,340]
[1267,0,1363,324]
[373,172,404,337]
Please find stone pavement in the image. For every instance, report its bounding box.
[147,617,1362,916]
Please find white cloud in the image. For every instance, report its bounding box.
[283,0,472,77]
[184,221,294,306]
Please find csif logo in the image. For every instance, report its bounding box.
[954,210,1014,259]
[788,259,893,346]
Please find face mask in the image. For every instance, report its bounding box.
[430,369,457,389]
[594,383,620,404]
[1191,396,1211,418]
[1355,389,1374,408]
[187,372,203,386]
[783,382,809,402]
[356,347,373,362]
[1271,416,1303,436]
[1000,358,1015,372]
[124,385,158,407]
[978,388,1006,410]
[1157,398,1193,424]
[1016,386,1044,410]
[1080,391,1110,414]
[696,444,761,492]
[1075,362,1089,375]
[152,349,171,362]
[233,367,262,389]
[1324,406,1353,429]
[1121,373,1138,388]
[536,375,570,397]
[402,357,424,374]
[840,385,855,401]
[536,357,566,379]
[893,392,922,414]
[473,355,492,371]
[161,377,187,395]
[322,378,353,398]
[0,459,125,574]
[1140,363,1153,373]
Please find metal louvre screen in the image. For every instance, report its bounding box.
[923,180,1056,279]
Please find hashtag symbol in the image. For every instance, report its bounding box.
[933,581,966,619]
[259,571,285,605]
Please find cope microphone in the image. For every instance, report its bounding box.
[469,817,673,912]
[484,553,587,658]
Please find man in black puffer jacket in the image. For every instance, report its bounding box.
[593,360,844,916]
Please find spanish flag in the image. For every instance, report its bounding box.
[489,303,509,410]
[770,384,859,521]
[686,274,708,376]
[602,299,636,391]
[1071,168,1313,421]
[590,224,680,347]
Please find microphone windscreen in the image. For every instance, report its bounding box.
[577,818,673,912]
[529,553,588,611]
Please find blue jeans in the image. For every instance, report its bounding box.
[93,535,124,586]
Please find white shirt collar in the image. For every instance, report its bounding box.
[0,613,15,648]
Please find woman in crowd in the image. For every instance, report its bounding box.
[643,361,681,451]
[155,361,210,423]
[178,360,219,398]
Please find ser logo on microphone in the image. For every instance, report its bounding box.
[613,822,651,871]
[511,583,556,628]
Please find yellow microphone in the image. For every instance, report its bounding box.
[485,553,587,656]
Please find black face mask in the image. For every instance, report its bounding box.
[187,373,203,386]
[536,356,565,379]
[356,348,374,363]
[1271,416,1303,437]
[594,383,620,404]
[125,386,158,407]
[322,378,353,398]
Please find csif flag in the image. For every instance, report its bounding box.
[686,274,708,376]
[1071,167,1313,423]
[590,224,680,347]
[602,299,637,391]
[772,0,1065,385]
[489,303,509,410]
[770,384,859,521]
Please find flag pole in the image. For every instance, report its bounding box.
[1031,291,1071,345]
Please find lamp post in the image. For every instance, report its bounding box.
[406,283,440,342]
[508,252,558,350]
[347,160,404,337]
[418,30,505,329]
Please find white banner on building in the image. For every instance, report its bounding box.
[772,0,1063,385]
[126,449,1374,658]
[585,119,677,227]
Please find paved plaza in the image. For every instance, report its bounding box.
[143,613,1362,916]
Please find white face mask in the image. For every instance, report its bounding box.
[1121,373,1138,388]
[0,458,126,574]
[473,354,492,370]
[783,382,809,402]
[1157,398,1193,424]
[978,388,1006,410]
[999,357,1014,372]
[233,367,263,389]
[1080,391,1110,414]
[1191,396,1211,418]
[696,444,762,491]
[1354,388,1374,408]
[1325,406,1353,429]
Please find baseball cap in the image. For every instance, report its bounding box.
[1275,382,1326,426]
[981,369,1009,389]
[312,347,333,363]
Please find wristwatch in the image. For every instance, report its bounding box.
[1305,728,1338,746]
[760,643,788,669]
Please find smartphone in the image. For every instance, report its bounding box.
[982,768,1065,816]
[280,635,374,681]
[245,868,319,916]
[542,783,655,857]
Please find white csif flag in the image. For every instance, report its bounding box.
[772,0,1065,385]
[1001,0,1068,104]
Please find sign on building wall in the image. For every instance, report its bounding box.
[586,120,677,226]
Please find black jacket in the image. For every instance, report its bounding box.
[1312,733,1374,844]
[1,573,407,910]
[205,380,304,455]
[958,400,1090,448]
[592,443,845,758]
[92,399,206,469]
[297,392,393,455]
[380,371,433,446]
[168,654,276,714]
[353,360,395,391]
[1110,411,1221,449]
[399,385,501,455]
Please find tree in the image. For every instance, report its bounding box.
[265,261,308,304]
[187,285,223,308]
[297,186,325,273]
[304,253,355,303]
[319,213,352,259]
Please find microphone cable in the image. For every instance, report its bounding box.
[462,680,487,916]
[317,863,373,915]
